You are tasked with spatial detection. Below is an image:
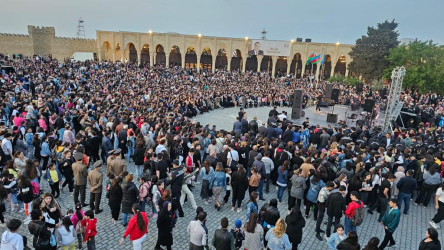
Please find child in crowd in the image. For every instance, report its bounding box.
[0,219,27,249]
[81,210,97,250]
[231,219,245,249]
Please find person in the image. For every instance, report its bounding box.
[418,227,441,250]
[165,160,184,217]
[248,41,264,56]
[368,174,394,222]
[44,162,62,198]
[336,231,360,250]
[119,203,149,250]
[70,203,85,248]
[181,166,199,210]
[210,162,226,211]
[231,164,248,212]
[187,211,208,250]
[396,169,417,215]
[72,151,88,207]
[325,185,346,237]
[429,182,444,229]
[265,218,292,250]
[55,216,77,250]
[305,172,325,219]
[379,198,400,249]
[315,180,334,240]
[344,191,364,235]
[138,176,151,212]
[285,207,305,250]
[28,209,52,249]
[81,210,97,250]
[363,237,380,250]
[60,150,74,193]
[1,219,26,249]
[246,192,259,222]
[0,181,8,226]
[121,174,139,227]
[108,176,123,224]
[200,160,214,204]
[230,219,245,250]
[248,167,261,194]
[415,165,442,207]
[276,160,289,203]
[211,217,235,250]
[242,213,264,249]
[327,224,345,250]
[40,192,62,230]
[87,160,104,214]
[156,201,174,250]
[17,175,34,223]
[288,169,306,212]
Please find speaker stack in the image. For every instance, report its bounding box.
[331,88,340,103]
[291,89,304,119]
[327,113,338,123]
[324,83,333,102]
[363,99,375,112]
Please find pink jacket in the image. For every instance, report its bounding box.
[71,210,85,226]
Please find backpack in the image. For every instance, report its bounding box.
[31,181,40,196]
[351,200,365,226]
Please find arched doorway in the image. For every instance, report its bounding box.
[140,44,150,65]
[275,56,287,77]
[215,49,228,70]
[100,41,112,61]
[231,49,242,71]
[200,48,212,70]
[155,45,166,65]
[260,56,273,72]
[306,61,318,76]
[321,54,332,79]
[169,46,181,67]
[124,43,137,63]
[185,46,197,68]
[289,53,302,78]
[115,43,122,61]
[334,55,346,76]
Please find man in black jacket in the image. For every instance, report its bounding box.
[264,199,280,246]
[166,160,185,217]
[396,169,417,215]
[211,217,234,250]
[248,117,259,137]
[325,185,346,237]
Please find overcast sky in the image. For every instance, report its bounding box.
[1,0,442,45]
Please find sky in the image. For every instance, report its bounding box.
[0,0,443,45]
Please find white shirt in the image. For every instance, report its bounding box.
[187,220,207,246]
[227,149,239,166]
[436,188,444,203]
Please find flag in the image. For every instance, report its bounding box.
[308,54,321,64]
[306,52,316,65]
[320,55,326,66]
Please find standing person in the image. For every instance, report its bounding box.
[248,167,261,194]
[119,203,149,250]
[325,185,346,238]
[242,213,264,249]
[327,224,346,250]
[138,176,151,212]
[121,174,139,227]
[265,218,292,250]
[44,162,62,198]
[28,209,52,250]
[276,160,289,203]
[17,175,34,223]
[211,217,235,250]
[165,160,184,217]
[55,216,77,250]
[187,211,208,250]
[231,219,245,250]
[252,154,265,201]
[70,203,85,248]
[231,165,248,212]
[133,141,145,178]
[344,191,364,235]
[60,150,74,193]
[378,198,400,250]
[429,182,444,229]
[0,219,25,250]
[336,231,360,250]
[285,207,305,250]
[155,201,174,250]
[246,192,259,222]
[415,165,442,207]
[418,228,441,250]
[210,162,227,211]
[315,181,334,241]
[108,176,123,224]
[0,183,7,227]
[262,151,274,193]
[40,193,62,230]
[362,237,380,250]
[87,160,104,214]
[81,210,97,250]
[288,169,306,212]
[396,169,417,215]
[72,151,88,207]
[305,172,325,219]
[200,161,214,204]
[368,174,395,222]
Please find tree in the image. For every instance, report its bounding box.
[348,20,399,81]
[384,40,444,93]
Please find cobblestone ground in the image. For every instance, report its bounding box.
[1,107,442,250]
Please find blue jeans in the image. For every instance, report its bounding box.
[58,128,65,141]
[122,213,130,226]
[139,200,146,212]
[397,192,411,214]
[135,165,143,178]
[277,185,286,202]
[258,179,264,199]
[127,146,134,162]
[344,216,357,235]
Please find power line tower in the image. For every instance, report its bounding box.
[261,28,267,40]
[382,66,406,133]
[76,18,86,39]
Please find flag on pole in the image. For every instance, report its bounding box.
[308,54,321,64]
[320,55,326,67]
[306,52,316,65]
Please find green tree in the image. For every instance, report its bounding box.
[384,40,444,93]
[348,20,399,81]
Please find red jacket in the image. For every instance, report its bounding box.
[123,212,149,241]
[345,200,363,218]
[81,218,97,242]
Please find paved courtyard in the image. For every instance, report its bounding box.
[1,106,441,250]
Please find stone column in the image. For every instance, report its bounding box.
[271,56,278,78]
[212,56,216,73]
[286,59,291,76]
[165,55,170,68]
[242,56,247,73]
[181,56,185,69]
[257,55,263,72]
[150,55,154,67]
[315,64,320,82]
[197,55,201,71]
[112,52,115,62]
[345,67,350,77]
[301,63,306,78]
[330,63,336,78]
[227,57,231,71]
[137,52,141,66]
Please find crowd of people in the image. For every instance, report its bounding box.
[0,54,443,250]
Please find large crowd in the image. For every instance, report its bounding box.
[0,54,443,250]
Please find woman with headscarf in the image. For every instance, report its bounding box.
[155,201,174,250]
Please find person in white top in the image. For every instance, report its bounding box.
[187,212,208,249]
[429,183,444,229]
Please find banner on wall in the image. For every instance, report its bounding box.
[246,40,290,57]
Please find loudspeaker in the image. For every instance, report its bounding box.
[325,84,333,100]
[327,113,338,123]
[291,108,304,120]
[331,88,340,103]
[320,102,328,107]
[356,82,363,93]
[363,99,375,112]
[293,89,303,109]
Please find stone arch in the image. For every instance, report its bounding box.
[230,49,242,71]
[115,43,122,62]
[321,54,332,79]
[169,45,181,67]
[246,55,257,72]
[334,55,346,76]
[140,44,150,66]
[200,47,212,70]
[215,49,228,70]
[289,53,302,78]
[306,56,318,76]
[124,43,137,63]
[155,44,166,65]
[185,46,197,68]
[100,41,112,61]
[260,56,273,73]
[275,56,287,77]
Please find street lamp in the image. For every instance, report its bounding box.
[198,33,202,38]
[148,30,152,34]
